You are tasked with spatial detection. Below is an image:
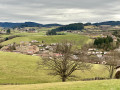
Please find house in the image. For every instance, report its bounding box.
[45,45,54,51]
[25,28,37,33]
[45,46,52,50]
[99,25,111,30]
[50,43,57,46]
[26,45,39,54]
[88,48,97,55]
[88,48,97,51]
[20,41,31,46]
[97,54,103,58]
[16,43,39,55]
[39,44,45,47]
[40,48,45,51]
[31,40,39,43]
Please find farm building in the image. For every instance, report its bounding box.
[16,42,39,54]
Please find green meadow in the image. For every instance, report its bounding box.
[1,33,92,47]
[0,31,113,90]
[0,51,109,84]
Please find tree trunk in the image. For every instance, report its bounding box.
[109,66,114,79]
[62,77,66,82]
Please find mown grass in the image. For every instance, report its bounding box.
[0,79,119,90]
[0,51,109,84]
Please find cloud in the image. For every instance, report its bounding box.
[0,0,119,24]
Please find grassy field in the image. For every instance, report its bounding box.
[0,51,59,84]
[0,51,109,84]
[37,27,59,31]
[0,26,57,38]
[0,31,110,85]
[0,79,119,90]
[1,34,92,48]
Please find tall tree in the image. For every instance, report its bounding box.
[38,41,91,82]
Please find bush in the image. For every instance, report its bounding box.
[46,30,57,35]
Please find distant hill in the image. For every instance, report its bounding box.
[93,21,120,26]
[0,22,22,28]
[0,22,62,28]
[51,23,84,31]
[43,24,62,27]
[2,21,120,28]
[20,22,43,27]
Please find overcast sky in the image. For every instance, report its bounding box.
[0,0,120,24]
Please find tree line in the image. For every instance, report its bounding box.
[0,35,21,44]
[46,23,84,35]
[94,36,119,51]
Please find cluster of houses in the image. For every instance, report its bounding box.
[0,30,6,34]
[15,28,38,33]
[99,25,112,30]
[87,48,108,58]
[0,40,87,60]
[15,41,39,54]
[84,25,120,31]
[64,31,81,34]
[0,40,61,57]
[24,28,38,33]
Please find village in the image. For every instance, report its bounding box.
[0,32,119,66]
[0,40,58,56]
[0,24,119,67]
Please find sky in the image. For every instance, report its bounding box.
[0,0,120,24]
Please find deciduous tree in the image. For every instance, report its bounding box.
[38,41,91,82]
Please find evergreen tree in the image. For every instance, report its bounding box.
[7,29,11,34]
[94,36,114,51]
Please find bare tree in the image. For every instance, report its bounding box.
[38,41,91,82]
[103,51,120,79]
